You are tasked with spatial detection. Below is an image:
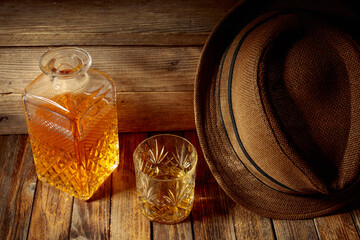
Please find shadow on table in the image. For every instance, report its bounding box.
[192,164,236,222]
[86,176,112,202]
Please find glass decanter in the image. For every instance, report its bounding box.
[22,47,119,200]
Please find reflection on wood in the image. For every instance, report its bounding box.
[185,131,237,240]
[0,131,359,239]
[70,177,111,240]
[111,133,150,240]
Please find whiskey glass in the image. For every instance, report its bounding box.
[133,134,197,224]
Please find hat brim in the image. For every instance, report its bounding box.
[195,0,360,219]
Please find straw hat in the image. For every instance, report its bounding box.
[195,0,360,219]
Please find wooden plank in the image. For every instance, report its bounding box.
[0,46,201,94]
[0,135,37,240]
[0,91,195,135]
[0,45,198,135]
[110,132,151,240]
[151,131,193,240]
[184,131,237,240]
[27,182,74,240]
[0,33,208,47]
[69,177,111,240]
[314,212,360,240]
[0,0,236,46]
[153,221,193,240]
[233,206,275,240]
[0,93,25,135]
[272,219,318,240]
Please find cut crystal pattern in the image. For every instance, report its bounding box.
[27,95,119,200]
[134,135,197,224]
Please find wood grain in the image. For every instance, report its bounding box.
[0,0,235,46]
[0,92,195,135]
[314,213,360,240]
[116,91,194,132]
[153,220,193,240]
[0,46,201,94]
[233,206,275,240]
[1,0,360,238]
[1,131,360,239]
[0,93,27,135]
[70,177,111,240]
[0,45,198,135]
[27,182,74,240]
[184,131,237,240]
[0,32,208,47]
[272,219,318,240]
[0,135,37,240]
[110,132,150,240]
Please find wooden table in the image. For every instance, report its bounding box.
[1,1,360,239]
[1,132,360,240]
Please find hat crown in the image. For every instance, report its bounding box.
[222,12,360,194]
[195,0,360,219]
[258,14,360,193]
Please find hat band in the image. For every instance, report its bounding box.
[218,11,300,194]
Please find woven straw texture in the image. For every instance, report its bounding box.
[195,0,360,219]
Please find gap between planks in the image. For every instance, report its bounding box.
[0,92,196,135]
[2,133,360,240]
